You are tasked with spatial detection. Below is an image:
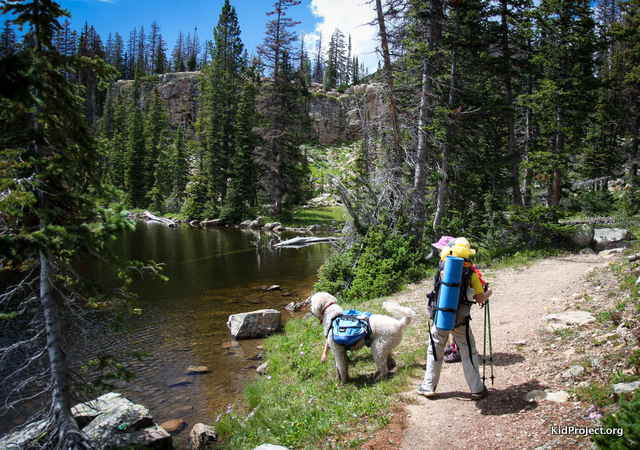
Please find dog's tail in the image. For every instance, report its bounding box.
[382,301,415,328]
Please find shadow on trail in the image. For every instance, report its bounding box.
[476,380,547,415]
[481,351,525,367]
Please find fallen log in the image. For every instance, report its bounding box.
[272,236,340,248]
[144,211,178,227]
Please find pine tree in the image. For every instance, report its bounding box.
[522,0,599,205]
[201,0,245,208]
[154,34,167,74]
[610,0,640,190]
[0,2,160,448]
[171,31,186,72]
[112,32,124,77]
[255,0,309,216]
[126,27,137,79]
[124,80,148,207]
[221,79,260,223]
[144,86,171,199]
[324,28,347,89]
[0,19,17,56]
[312,29,324,83]
[148,20,160,74]
[169,125,189,211]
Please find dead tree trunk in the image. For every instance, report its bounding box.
[433,2,460,231]
[413,0,443,248]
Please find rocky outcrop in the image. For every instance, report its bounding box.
[227,309,282,340]
[307,83,385,144]
[109,72,202,133]
[107,73,384,145]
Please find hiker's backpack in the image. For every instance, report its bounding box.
[427,259,476,325]
[331,309,373,347]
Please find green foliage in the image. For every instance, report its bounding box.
[506,205,574,246]
[316,225,424,301]
[573,383,614,409]
[571,190,615,216]
[594,390,640,449]
[314,244,356,295]
[182,173,214,220]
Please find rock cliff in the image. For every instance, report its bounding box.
[108,73,385,145]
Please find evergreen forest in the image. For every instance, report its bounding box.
[1,0,640,447]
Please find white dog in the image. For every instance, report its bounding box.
[310,292,415,384]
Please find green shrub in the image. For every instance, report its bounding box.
[574,383,614,409]
[506,205,574,246]
[315,224,425,301]
[572,189,615,216]
[594,390,640,449]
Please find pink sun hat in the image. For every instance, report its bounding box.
[431,236,455,249]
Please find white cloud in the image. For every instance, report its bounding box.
[308,0,379,74]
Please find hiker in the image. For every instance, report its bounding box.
[444,263,487,364]
[418,237,492,400]
[431,236,461,364]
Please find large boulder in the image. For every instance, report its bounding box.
[250,217,265,228]
[227,309,282,340]
[570,224,594,247]
[593,228,630,251]
[74,393,172,450]
[72,392,132,426]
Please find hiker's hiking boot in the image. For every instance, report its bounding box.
[416,384,436,398]
[444,343,455,356]
[471,386,488,401]
[444,348,461,363]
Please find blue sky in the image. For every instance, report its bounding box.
[52,0,380,73]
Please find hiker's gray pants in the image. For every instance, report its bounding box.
[422,324,484,394]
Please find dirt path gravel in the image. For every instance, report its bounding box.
[374,251,624,450]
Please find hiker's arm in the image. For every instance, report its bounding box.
[474,286,492,304]
[321,340,329,363]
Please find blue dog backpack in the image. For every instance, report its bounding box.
[331,309,373,347]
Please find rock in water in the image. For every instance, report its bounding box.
[160,418,187,435]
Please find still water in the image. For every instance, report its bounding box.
[2,221,335,435]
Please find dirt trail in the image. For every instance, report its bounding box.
[383,252,621,450]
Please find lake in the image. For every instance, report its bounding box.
[0,221,335,435]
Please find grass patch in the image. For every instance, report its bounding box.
[213,298,423,449]
[553,327,576,343]
[572,383,615,409]
[290,205,348,228]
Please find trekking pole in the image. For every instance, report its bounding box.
[486,298,495,385]
[482,297,488,385]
